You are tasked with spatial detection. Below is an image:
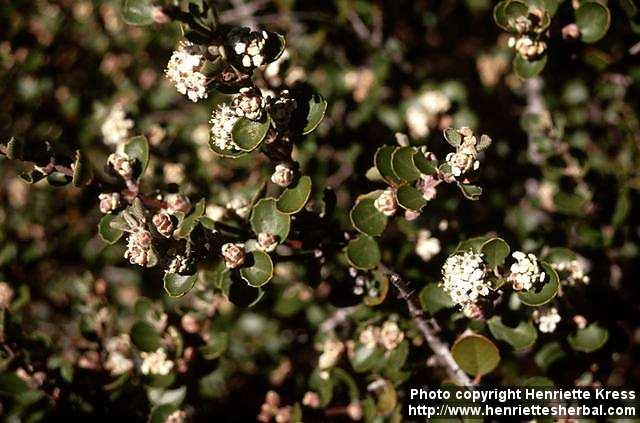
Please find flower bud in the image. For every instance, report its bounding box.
[232,87,263,121]
[271,163,295,187]
[98,192,120,214]
[373,189,397,216]
[258,232,278,252]
[221,243,246,268]
[152,211,174,238]
[124,229,153,267]
[562,23,581,40]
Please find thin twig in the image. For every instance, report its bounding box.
[320,306,359,333]
[379,264,475,388]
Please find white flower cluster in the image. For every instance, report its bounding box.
[101,104,133,146]
[441,252,490,308]
[318,338,344,370]
[405,90,451,139]
[140,348,174,375]
[98,192,120,214]
[536,307,561,333]
[508,36,547,60]
[508,251,545,291]
[230,29,268,68]
[445,127,482,178]
[552,259,590,285]
[271,163,295,187]
[107,152,135,180]
[104,334,133,376]
[165,41,208,102]
[210,103,241,151]
[359,320,405,351]
[231,87,264,121]
[415,230,441,262]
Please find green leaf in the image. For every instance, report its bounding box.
[455,236,490,253]
[72,149,92,187]
[208,138,247,158]
[451,334,501,376]
[124,135,150,179]
[302,93,327,135]
[99,214,124,244]
[413,151,438,175]
[350,344,386,373]
[240,250,274,287]
[458,182,483,200]
[47,171,72,186]
[543,247,577,264]
[231,115,271,152]
[481,238,510,268]
[200,332,229,360]
[276,176,312,214]
[250,198,291,242]
[568,323,609,353]
[504,0,529,26]
[487,316,538,350]
[122,0,154,26]
[345,235,381,270]
[396,185,426,211]
[391,147,421,182]
[522,376,555,387]
[149,404,179,423]
[374,146,402,185]
[130,321,162,352]
[513,54,547,79]
[493,0,511,30]
[575,1,611,43]
[350,196,388,237]
[419,283,455,314]
[174,199,205,239]
[443,128,462,147]
[0,372,30,395]
[517,262,559,306]
[535,341,566,371]
[163,273,198,297]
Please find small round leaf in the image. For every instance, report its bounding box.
[374,146,402,185]
[99,214,124,244]
[122,0,154,26]
[391,147,421,182]
[346,235,381,270]
[396,185,426,211]
[517,262,559,306]
[163,273,198,297]
[513,54,547,79]
[419,283,455,315]
[487,316,538,350]
[481,238,510,268]
[232,115,271,152]
[250,198,291,242]
[240,250,274,287]
[451,334,501,376]
[567,323,608,353]
[350,197,388,237]
[302,93,327,135]
[130,321,162,352]
[575,1,611,43]
[277,176,312,214]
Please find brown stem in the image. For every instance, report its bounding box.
[379,264,475,389]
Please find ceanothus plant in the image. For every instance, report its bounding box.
[0,0,626,421]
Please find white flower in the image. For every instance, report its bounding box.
[101,104,133,146]
[358,326,379,349]
[374,189,397,216]
[552,258,590,285]
[508,251,545,291]
[441,252,490,308]
[165,41,207,102]
[537,307,561,333]
[415,230,441,262]
[210,103,240,152]
[140,348,174,375]
[445,128,485,178]
[107,152,135,180]
[229,29,268,68]
[380,320,404,351]
[165,410,186,423]
[318,338,344,370]
[105,351,134,376]
[417,90,451,116]
[258,232,278,252]
[0,282,14,308]
[232,87,263,121]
